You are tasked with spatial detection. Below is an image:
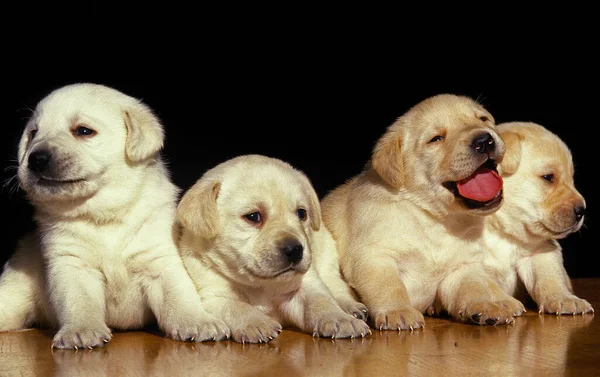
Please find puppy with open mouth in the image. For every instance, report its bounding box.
[483,122,593,315]
[321,94,525,329]
[0,83,229,349]
[177,155,371,343]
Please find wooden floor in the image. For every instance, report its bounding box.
[1,279,597,377]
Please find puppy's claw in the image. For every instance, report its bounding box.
[74,346,78,351]
[409,326,414,332]
[50,342,56,350]
[360,333,365,338]
[88,346,93,350]
[268,336,273,340]
[102,338,109,343]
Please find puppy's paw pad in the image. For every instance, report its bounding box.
[312,313,371,339]
[460,301,516,326]
[538,296,594,315]
[231,317,282,344]
[373,308,424,331]
[52,324,112,350]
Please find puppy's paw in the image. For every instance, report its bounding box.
[496,296,526,317]
[311,312,371,339]
[162,314,230,342]
[337,299,369,322]
[231,316,282,344]
[459,300,519,326]
[537,295,594,315]
[373,308,424,331]
[425,302,444,317]
[52,324,112,350]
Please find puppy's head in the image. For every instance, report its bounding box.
[177,155,321,286]
[17,83,164,204]
[496,122,585,239]
[371,94,505,216]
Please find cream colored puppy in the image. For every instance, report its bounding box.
[322,94,526,329]
[483,122,593,315]
[177,155,371,343]
[0,83,229,349]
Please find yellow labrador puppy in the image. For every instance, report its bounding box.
[0,83,229,349]
[483,122,593,315]
[177,155,371,343]
[322,94,525,329]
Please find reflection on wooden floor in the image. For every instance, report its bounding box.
[1,279,597,376]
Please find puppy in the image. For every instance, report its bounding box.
[0,83,229,349]
[483,122,593,315]
[321,94,525,329]
[177,155,371,343]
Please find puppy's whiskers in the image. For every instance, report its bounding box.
[2,162,21,198]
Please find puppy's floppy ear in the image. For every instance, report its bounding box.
[499,131,522,175]
[372,128,404,188]
[177,180,221,238]
[298,173,322,231]
[123,101,165,162]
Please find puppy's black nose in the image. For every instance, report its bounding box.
[280,238,303,264]
[574,206,586,222]
[471,132,495,154]
[28,150,51,173]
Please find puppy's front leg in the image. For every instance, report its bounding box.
[517,250,593,315]
[439,264,525,325]
[281,269,371,339]
[312,229,368,321]
[350,257,424,331]
[143,254,230,342]
[46,253,112,349]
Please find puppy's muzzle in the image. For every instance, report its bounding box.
[471,132,495,155]
[279,237,303,264]
[28,150,52,173]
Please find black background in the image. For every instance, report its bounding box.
[1,44,597,278]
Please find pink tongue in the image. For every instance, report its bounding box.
[456,168,503,202]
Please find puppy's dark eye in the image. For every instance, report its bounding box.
[244,212,262,223]
[73,126,96,137]
[541,174,554,183]
[479,115,489,122]
[428,135,444,143]
[296,208,307,221]
[30,129,38,139]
